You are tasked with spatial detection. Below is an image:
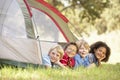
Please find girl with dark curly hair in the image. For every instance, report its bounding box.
[88,41,111,67]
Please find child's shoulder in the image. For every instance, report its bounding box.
[43,55,49,59]
[74,54,81,58]
[42,55,50,63]
[87,53,95,62]
[87,53,94,57]
[75,53,80,56]
[42,55,52,67]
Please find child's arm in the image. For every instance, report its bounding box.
[87,54,97,68]
[98,55,105,66]
[42,56,52,68]
[44,65,51,68]
[86,63,96,68]
[55,61,68,69]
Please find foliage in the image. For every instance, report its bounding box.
[0,64,120,80]
[46,0,109,20]
[45,0,120,37]
[94,0,120,35]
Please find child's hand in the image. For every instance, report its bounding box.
[54,60,60,65]
[55,61,68,69]
[98,55,105,62]
[98,56,105,67]
[87,63,96,68]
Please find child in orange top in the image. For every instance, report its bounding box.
[60,42,78,68]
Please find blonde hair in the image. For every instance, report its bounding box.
[76,39,90,51]
[49,45,64,59]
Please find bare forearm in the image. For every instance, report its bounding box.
[56,61,68,69]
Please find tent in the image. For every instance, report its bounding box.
[0,0,77,67]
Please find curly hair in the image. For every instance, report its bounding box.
[89,41,111,62]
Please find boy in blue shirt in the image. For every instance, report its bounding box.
[74,39,90,68]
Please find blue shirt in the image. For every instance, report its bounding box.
[42,55,52,67]
[88,53,98,66]
[74,54,90,68]
[42,55,59,68]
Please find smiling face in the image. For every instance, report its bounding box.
[49,48,61,63]
[79,45,89,58]
[76,39,90,58]
[94,47,106,61]
[65,44,77,58]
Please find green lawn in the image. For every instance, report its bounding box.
[0,63,120,80]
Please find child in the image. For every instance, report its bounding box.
[88,41,111,67]
[74,39,90,68]
[42,45,66,69]
[60,42,78,68]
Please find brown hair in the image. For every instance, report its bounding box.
[64,42,78,53]
[89,41,111,62]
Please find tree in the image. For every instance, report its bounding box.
[45,0,120,37]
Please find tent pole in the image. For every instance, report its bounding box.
[31,17,43,64]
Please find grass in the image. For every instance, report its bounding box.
[0,63,120,80]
